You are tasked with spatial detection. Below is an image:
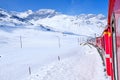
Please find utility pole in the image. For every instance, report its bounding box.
[20,35,22,48]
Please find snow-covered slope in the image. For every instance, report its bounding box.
[25,44,107,80]
[30,14,106,36]
[0,8,28,26]
[0,8,107,36]
[0,28,108,80]
[0,8,108,80]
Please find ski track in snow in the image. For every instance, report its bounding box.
[24,44,108,80]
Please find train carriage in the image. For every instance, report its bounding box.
[95,0,120,80]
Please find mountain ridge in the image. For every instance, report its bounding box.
[0,8,107,36]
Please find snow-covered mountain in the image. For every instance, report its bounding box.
[0,8,107,36]
[0,8,108,80]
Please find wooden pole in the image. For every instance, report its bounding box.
[20,35,22,48]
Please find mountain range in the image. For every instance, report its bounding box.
[0,8,107,36]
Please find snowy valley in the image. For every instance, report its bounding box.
[0,8,108,80]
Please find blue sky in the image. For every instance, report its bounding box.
[0,0,108,15]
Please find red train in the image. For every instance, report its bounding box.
[95,0,120,80]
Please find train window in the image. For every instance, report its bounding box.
[112,16,115,32]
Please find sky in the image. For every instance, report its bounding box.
[0,0,108,16]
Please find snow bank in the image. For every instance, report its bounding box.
[24,44,107,80]
[0,26,108,80]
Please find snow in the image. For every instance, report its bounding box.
[0,8,107,37]
[25,44,107,80]
[29,14,106,36]
[0,28,108,80]
[36,9,57,14]
[0,8,108,80]
[17,10,33,18]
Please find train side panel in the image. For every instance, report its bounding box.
[114,9,120,80]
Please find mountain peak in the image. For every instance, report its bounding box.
[24,9,59,20]
[0,8,107,32]
[16,10,33,18]
[35,9,59,15]
[0,8,5,11]
[96,14,106,20]
[37,9,55,12]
